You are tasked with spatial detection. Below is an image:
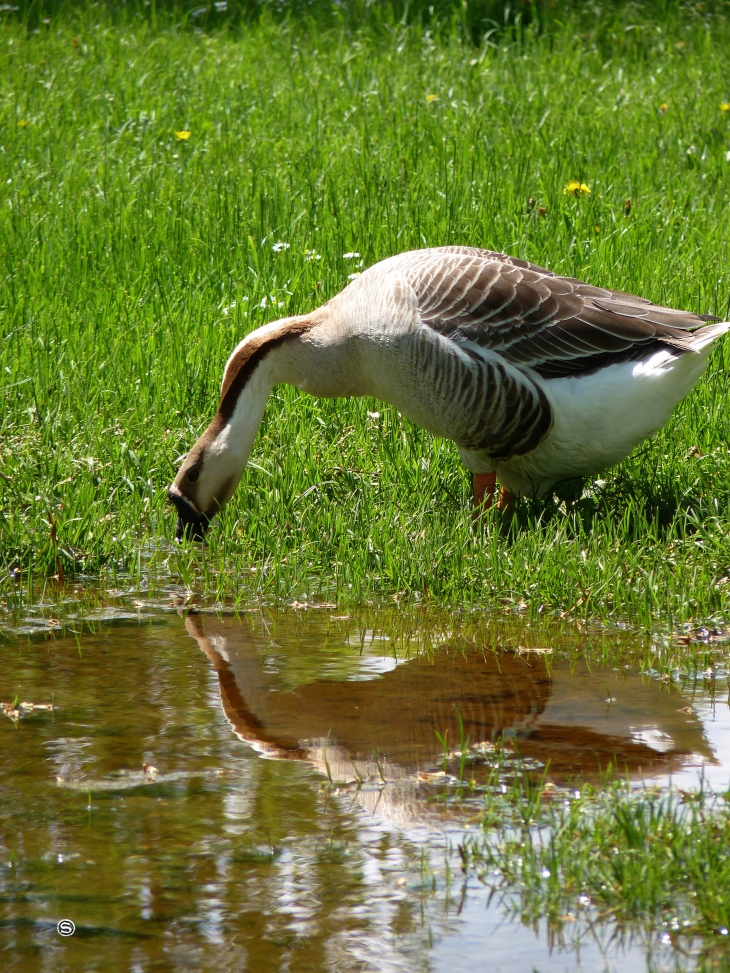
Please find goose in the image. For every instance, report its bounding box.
[168,246,729,540]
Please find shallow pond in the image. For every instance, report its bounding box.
[1,606,728,971]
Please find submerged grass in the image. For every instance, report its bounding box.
[2,3,730,627]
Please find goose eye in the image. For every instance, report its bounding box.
[188,470,200,483]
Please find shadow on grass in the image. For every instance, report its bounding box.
[503,472,717,545]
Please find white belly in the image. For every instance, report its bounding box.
[496,347,714,497]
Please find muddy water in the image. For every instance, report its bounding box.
[1,608,728,972]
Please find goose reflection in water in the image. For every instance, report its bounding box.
[185,613,715,824]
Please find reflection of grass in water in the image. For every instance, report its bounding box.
[1,5,730,630]
[258,624,403,690]
[230,843,281,866]
[2,597,727,681]
[458,764,730,957]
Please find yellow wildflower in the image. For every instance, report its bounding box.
[563,180,591,197]
[174,130,191,140]
[17,119,27,127]
[659,103,668,114]
[721,103,730,112]
[425,94,437,103]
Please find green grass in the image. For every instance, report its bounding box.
[2,2,730,628]
[458,772,730,964]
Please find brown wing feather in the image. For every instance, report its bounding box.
[399,247,716,378]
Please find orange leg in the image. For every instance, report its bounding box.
[497,486,515,514]
[473,472,496,511]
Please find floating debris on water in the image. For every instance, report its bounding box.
[1,701,54,722]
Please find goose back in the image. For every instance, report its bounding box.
[368,246,717,379]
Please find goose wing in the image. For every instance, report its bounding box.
[396,247,716,378]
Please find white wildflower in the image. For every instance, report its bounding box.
[272,242,290,252]
[259,295,285,309]
[342,252,360,259]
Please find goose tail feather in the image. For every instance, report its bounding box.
[661,320,730,354]
[686,320,730,353]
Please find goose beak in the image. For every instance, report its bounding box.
[168,488,210,542]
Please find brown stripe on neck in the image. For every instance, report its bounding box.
[217,317,315,424]
[187,615,311,760]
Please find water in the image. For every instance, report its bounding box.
[1,606,728,972]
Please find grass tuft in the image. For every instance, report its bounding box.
[464,774,730,956]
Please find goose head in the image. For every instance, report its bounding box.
[167,316,316,541]
[168,418,241,541]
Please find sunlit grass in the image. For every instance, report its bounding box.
[460,771,730,961]
[2,4,730,628]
